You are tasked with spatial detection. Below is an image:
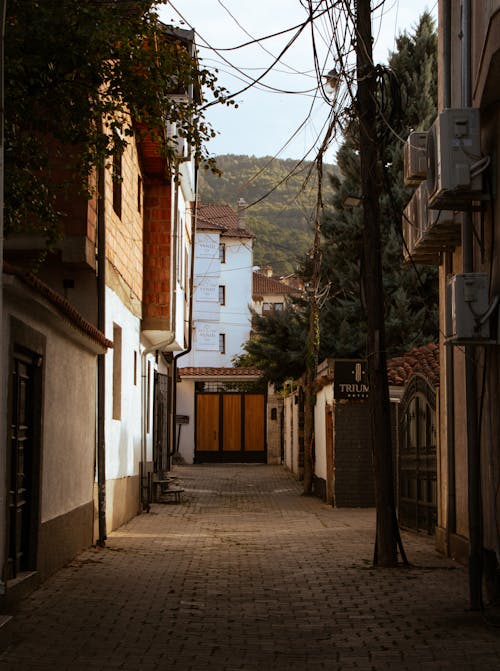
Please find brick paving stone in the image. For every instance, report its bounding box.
[0,464,499,670]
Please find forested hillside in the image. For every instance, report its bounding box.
[198,154,335,276]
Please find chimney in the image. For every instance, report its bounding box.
[263,266,273,277]
[237,197,247,228]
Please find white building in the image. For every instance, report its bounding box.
[176,202,261,464]
[181,202,254,368]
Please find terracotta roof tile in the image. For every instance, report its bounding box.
[387,343,439,388]
[196,205,254,238]
[253,272,300,296]
[178,366,261,378]
[3,262,113,350]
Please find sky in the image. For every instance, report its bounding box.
[159,1,438,164]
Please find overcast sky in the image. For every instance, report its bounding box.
[159,1,437,163]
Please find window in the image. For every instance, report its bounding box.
[112,141,123,218]
[219,285,226,306]
[263,302,283,314]
[219,333,226,354]
[219,243,226,263]
[112,324,122,420]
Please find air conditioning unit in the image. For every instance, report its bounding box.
[416,181,461,250]
[446,273,496,344]
[403,131,428,186]
[402,188,439,265]
[402,193,418,263]
[427,108,483,210]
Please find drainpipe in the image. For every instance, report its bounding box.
[96,164,107,545]
[171,165,198,465]
[461,0,482,610]
[442,0,457,554]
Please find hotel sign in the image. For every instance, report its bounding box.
[196,234,218,259]
[196,323,219,351]
[333,360,369,400]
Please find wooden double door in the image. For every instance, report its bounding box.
[195,393,266,462]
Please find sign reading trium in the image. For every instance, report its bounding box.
[333,360,369,400]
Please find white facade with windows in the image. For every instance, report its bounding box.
[180,205,254,368]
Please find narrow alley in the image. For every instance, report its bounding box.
[0,464,499,671]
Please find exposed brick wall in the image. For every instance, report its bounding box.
[105,137,144,303]
[333,401,375,507]
[142,177,172,327]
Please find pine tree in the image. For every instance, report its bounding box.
[319,12,438,361]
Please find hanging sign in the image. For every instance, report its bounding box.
[333,360,369,400]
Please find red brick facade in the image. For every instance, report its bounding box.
[142,177,172,330]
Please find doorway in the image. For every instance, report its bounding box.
[8,348,42,579]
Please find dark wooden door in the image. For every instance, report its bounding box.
[8,352,39,579]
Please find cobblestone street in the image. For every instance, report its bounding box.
[0,464,499,670]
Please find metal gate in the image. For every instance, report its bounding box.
[153,372,169,474]
[398,374,437,534]
[195,392,266,463]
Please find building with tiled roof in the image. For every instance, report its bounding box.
[176,200,259,464]
[252,267,300,315]
[197,202,254,239]
[387,343,440,388]
[178,366,261,379]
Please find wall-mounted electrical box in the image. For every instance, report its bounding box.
[446,273,496,344]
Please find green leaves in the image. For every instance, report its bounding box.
[317,11,439,360]
[234,304,308,388]
[5,0,229,240]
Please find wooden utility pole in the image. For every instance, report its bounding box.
[356,0,401,566]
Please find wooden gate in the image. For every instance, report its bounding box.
[196,392,266,462]
[398,374,437,534]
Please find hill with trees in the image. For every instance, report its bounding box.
[198,154,335,276]
[236,11,439,385]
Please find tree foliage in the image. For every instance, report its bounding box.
[234,302,308,388]
[5,0,230,242]
[319,11,439,360]
[238,12,438,384]
[199,154,335,276]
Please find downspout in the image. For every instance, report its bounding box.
[443,0,457,553]
[97,164,107,546]
[140,171,178,508]
[461,0,482,610]
[171,165,198,464]
[166,175,180,469]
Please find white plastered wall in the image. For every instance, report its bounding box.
[176,379,196,464]
[105,287,143,480]
[2,298,97,525]
[314,383,333,483]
